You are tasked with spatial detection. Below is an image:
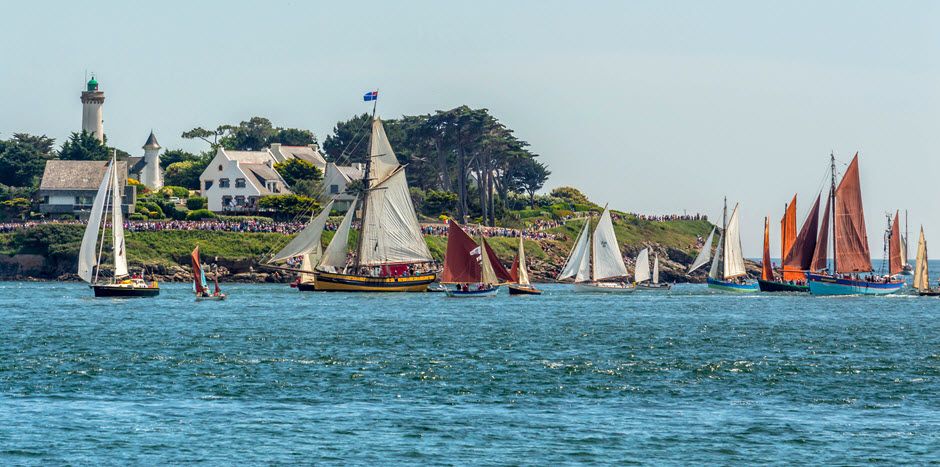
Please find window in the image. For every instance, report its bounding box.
[235,196,246,206]
[75,196,93,205]
[267,181,280,193]
[235,178,246,188]
[204,180,213,190]
[42,196,49,204]
[219,178,230,188]
[330,184,339,194]
[218,164,223,171]
[222,196,233,207]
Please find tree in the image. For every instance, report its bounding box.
[322,113,372,163]
[289,179,322,198]
[184,118,319,151]
[551,186,591,205]
[59,131,109,161]
[163,160,206,189]
[274,128,316,146]
[507,159,550,207]
[273,158,322,187]
[0,133,56,187]
[257,194,319,219]
[160,149,202,170]
[181,126,230,148]
[423,190,458,216]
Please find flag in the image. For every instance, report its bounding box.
[363,91,378,102]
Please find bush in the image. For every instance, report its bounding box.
[186,197,208,210]
[423,190,458,216]
[273,158,322,186]
[257,194,319,219]
[160,186,190,198]
[186,209,217,220]
[136,201,165,219]
[550,186,591,204]
[128,213,147,221]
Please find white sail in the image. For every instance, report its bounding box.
[688,227,716,273]
[516,236,531,286]
[592,208,628,280]
[634,248,651,283]
[299,254,314,283]
[900,234,909,267]
[77,161,113,283]
[270,200,334,263]
[709,231,724,279]
[558,219,591,280]
[319,198,357,271]
[722,204,747,279]
[480,240,498,285]
[110,159,128,278]
[359,170,432,266]
[653,254,660,284]
[914,227,929,291]
[369,117,401,183]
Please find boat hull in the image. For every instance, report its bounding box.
[706,277,758,293]
[757,279,809,293]
[573,282,636,293]
[312,271,436,292]
[636,283,672,291]
[806,273,904,296]
[92,284,160,298]
[508,284,542,295]
[296,281,316,292]
[444,286,499,297]
[195,294,226,301]
[917,289,940,297]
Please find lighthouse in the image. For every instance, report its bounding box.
[80,76,105,141]
[141,131,163,189]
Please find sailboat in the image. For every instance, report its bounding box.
[758,195,818,293]
[508,236,542,295]
[265,200,335,291]
[311,117,437,292]
[634,247,671,290]
[688,227,716,275]
[913,227,940,296]
[806,153,904,295]
[704,198,757,292]
[192,246,225,300]
[900,210,913,275]
[557,206,634,293]
[77,152,159,297]
[440,219,513,297]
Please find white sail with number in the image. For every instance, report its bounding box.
[634,248,651,283]
[77,160,113,283]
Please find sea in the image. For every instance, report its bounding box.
[1,277,938,464]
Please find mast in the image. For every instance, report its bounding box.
[93,162,113,285]
[353,104,378,271]
[721,196,727,277]
[830,152,837,273]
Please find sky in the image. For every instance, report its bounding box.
[0,0,937,256]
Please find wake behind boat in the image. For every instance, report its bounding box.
[557,206,634,293]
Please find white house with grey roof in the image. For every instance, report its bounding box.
[322,162,365,212]
[199,148,291,212]
[268,143,327,173]
[38,160,136,217]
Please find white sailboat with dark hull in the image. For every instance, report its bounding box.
[694,198,757,293]
[508,236,542,295]
[634,248,671,290]
[558,206,634,293]
[78,153,159,297]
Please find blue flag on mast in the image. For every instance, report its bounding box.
[363,91,378,102]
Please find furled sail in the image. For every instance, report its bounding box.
[634,248,651,283]
[318,199,356,272]
[833,154,872,272]
[653,254,660,284]
[780,195,801,280]
[913,227,929,291]
[688,227,715,273]
[270,200,334,263]
[810,194,831,272]
[761,217,773,281]
[592,208,628,280]
[889,211,903,276]
[558,219,591,280]
[77,160,113,283]
[783,194,820,274]
[722,204,747,279]
[110,159,128,278]
[441,220,483,283]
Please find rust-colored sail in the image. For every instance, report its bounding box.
[191,246,206,294]
[889,210,902,275]
[509,254,520,283]
[783,194,820,274]
[810,193,831,272]
[834,154,872,272]
[440,219,482,283]
[762,217,773,281]
[483,237,514,283]
[780,195,801,280]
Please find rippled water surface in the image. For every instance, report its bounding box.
[1,282,939,464]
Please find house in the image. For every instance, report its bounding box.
[38,160,136,218]
[199,148,291,212]
[268,143,327,173]
[322,162,365,212]
[125,131,163,189]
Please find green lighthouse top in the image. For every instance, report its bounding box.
[87,76,99,92]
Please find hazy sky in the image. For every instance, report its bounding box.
[1,1,937,256]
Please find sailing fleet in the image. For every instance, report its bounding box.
[75,117,936,299]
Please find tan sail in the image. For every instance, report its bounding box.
[914,227,929,291]
[889,211,903,276]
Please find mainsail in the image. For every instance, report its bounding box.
[889,211,903,276]
[833,154,872,272]
[722,204,747,279]
[810,194,831,272]
[270,200,335,263]
[761,217,773,281]
[191,246,207,294]
[318,199,356,272]
[110,158,128,278]
[440,220,480,283]
[635,248,651,283]
[358,118,432,266]
[913,227,929,291]
[688,227,715,273]
[510,237,531,286]
[783,194,820,275]
[591,208,628,281]
[77,160,113,283]
[780,195,800,280]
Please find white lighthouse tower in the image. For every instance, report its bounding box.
[141,131,163,189]
[80,76,105,141]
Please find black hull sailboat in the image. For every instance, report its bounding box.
[93,283,160,298]
[757,279,808,293]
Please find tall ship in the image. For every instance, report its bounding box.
[439,219,513,297]
[77,153,159,297]
[757,194,819,293]
[311,117,437,291]
[557,206,634,293]
[805,153,904,295]
[689,198,757,292]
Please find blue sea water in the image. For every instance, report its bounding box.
[1,281,939,464]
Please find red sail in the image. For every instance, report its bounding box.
[834,154,872,272]
[810,193,831,272]
[509,254,520,283]
[191,246,205,294]
[440,219,481,283]
[783,194,820,273]
[483,237,514,283]
[762,217,773,281]
[780,195,801,280]
[889,210,902,275]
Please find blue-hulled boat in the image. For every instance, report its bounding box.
[440,220,514,299]
[696,198,758,293]
[707,276,759,293]
[806,273,903,295]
